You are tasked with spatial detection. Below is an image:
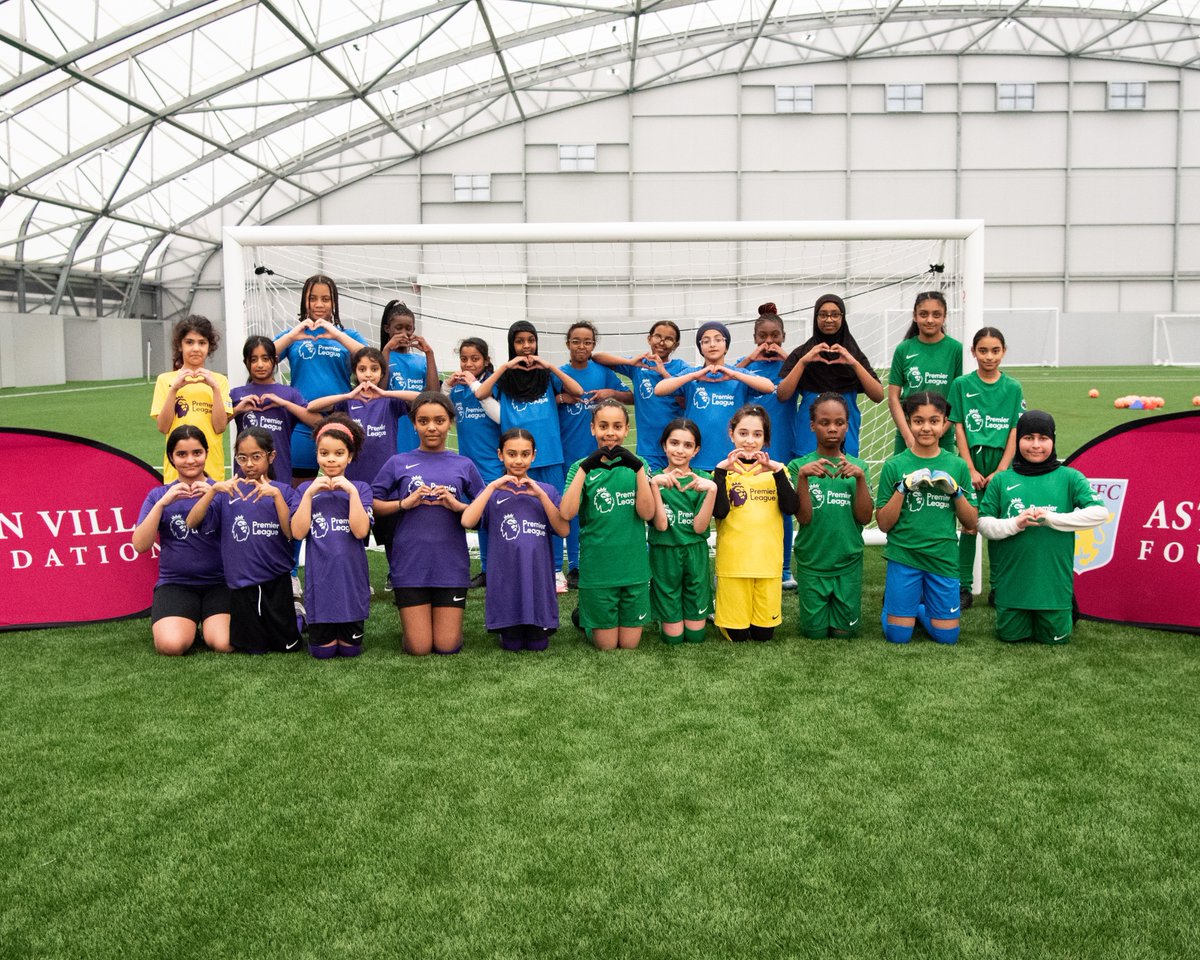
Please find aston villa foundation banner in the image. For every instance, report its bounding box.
[1067,411,1200,634]
[0,429,161,631]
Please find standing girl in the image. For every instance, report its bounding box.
[653,322,775,472]
[712,405,798,642]
[887,291,962,454]
[977,410,1105,645]
[557,321,633,587]
[380,299,440,453]
[947,327,1025,608]
[593,320,691,471]
[230,336,321,486]
[475,321,584,590]
[274,274,368,481]
[442,337,502,588]
[786,394,873,639]
[561,399,656,651]
[186,427,302,654]
[292,415,374,659]
[461,429,570,651]
[371,392,484,656]
[150,315,233,482]
[648,419,717,645]
[132,425,232,656]
[875,392,978,645]
[776,294,883,457]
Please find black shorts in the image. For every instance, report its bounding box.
[292,466,318,481]
[309,620,365,645]
[394,586,468,609]
[229,573,302,653]
[151,582,231,624]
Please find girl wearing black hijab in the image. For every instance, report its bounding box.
[475,321,585,588]
[976,410,1107,644]
[777,294,884,457]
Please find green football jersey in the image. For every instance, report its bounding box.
[980,467,1103,611]
[875,448,977,578]
[647,469,713,548]
[787,452,869,575]
[889,335,963,401]
[948,371,1025,450]
[565,458,651,589]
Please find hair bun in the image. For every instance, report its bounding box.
[758,302,778,316]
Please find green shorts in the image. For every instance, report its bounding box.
[578,582,651,633]
[995,606,1074,645]
[796,564,863,638]
[649,542,712,624]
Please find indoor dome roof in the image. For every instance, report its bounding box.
[3,0,1198,278]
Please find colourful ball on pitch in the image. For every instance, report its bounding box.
[1130,399,1145,409]
[1193,396,1200,406]
[1088,388,1100,398]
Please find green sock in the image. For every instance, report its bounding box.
[684,625,707,644]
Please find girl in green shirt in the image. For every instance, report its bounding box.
[887,291,963,454]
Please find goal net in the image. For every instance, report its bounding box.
[1153,314,1200,367]
[223,220,983,482]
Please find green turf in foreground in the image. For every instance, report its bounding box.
[2,549,1198,960]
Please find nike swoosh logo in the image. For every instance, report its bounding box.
[404,462,419,468]
[905,353,918,359]
[453,595,466,602]
[965,392,979,398]
[496,496,511,504]
[638,613,647,621]
[285,639,300,651]
[950,606,960,614]
[1006,484,1021,491]
[848,618,859,626]
[1054,634,1068,641]
[351,634,364,641]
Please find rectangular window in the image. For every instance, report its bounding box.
[453,174,490,201]
[775,84,814,113]
[1108,81,1146,110]
[885,83,924,112]
[997,82,1035,111]
[559,144,596,172]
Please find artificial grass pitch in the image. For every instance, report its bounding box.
[2,548,1198,960]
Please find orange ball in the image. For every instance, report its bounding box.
[1193,396,1200,406]
[1088,389,1100,398]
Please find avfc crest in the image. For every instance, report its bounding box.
[905,365,923,390]
[232,516,251,542]
[1074,478,1128,575]
[169,514,190,540]
[311,512,329,539]
[639,378,654,400]
[693,386,711,409]
[593,488,616,514]
[808,480,825,508]
[501,513,520,541]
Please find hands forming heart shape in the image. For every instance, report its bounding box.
[353,380,383,398]
[498,475,535,494]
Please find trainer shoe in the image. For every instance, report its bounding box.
[781,574,798,590]
[470,571,487,589]
[571,606,582,631]
[959,589,974,611]
[291,574,303,599]
[555,572,568,594]
[566,567,580,590]
[383,576,393,593]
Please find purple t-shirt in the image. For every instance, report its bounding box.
[137,481,224,587]
[479,482,561,632]
[371,449,484,589]
[335,396,410,486]
[202,481,299,589]
[230,383,307,484]
[297,480,374,623]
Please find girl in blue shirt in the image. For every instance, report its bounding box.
[379,299,440,453]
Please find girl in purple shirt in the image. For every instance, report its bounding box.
[293,415,374,659]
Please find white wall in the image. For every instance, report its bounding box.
[64,317,145,381]
[0,314,66,387]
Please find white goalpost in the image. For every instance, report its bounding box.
[1152,314,1200,366]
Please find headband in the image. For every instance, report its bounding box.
[315,423,355,445]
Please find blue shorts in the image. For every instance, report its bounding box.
[883,562,960,620]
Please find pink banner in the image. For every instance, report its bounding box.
[0,429,161,631]
[1066,411,1200,634]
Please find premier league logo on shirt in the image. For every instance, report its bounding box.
[808,481,825,508]
[512,400,529,414]
[639,379,654,400]
[501,513,520,540]
[693,386,710,410]
[174,397,190,418]
[729,482,747,507]
[311,512,329,539]
[232,516,251,542]
[169,515,190,540]
[593,488,615,514]
[244,410,259,428]
[662,504,675,526]
[297,340,317,361]
[406,476,426,496]
[966,409,984,433]
[906,365,923,390]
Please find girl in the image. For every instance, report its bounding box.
[653,321,775,472]
[442,337,502,589]
[593,320,691,471]
[461,429,570,651]
[648,418,717,645]
[274,274,368,481]
[887,291,962,454]
[561,399,656,651]
[712,405,798,642]
[475,321,584,591]
[735,303,802,589]
[186,427,302,654]
[977,410,1106,645]
[371,392,484,656]
[557,321,633,587]
[150,315,233,482]
[947,327,1025,608]
[875,392,978,645]
[229,336,321,486]
[292,415,374,659]
[132,425,232,656]
[786,394,873,639]
[380,299,440,453]
[777,294,883,457]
